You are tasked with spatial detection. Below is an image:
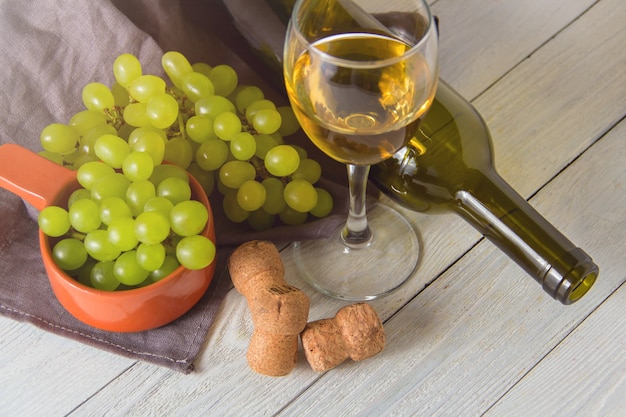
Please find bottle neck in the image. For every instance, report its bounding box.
[453,172,598,304]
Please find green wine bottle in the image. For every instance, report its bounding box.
[207,0,598,303]
[370,80,598,304]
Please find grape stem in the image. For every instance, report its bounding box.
[104,106,125,131]
[70,230,87,241]
[341,164,373,248]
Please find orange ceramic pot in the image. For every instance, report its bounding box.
[0,143,216,332]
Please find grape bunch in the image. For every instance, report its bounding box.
[38,139,216,291]
[39,51,334,234]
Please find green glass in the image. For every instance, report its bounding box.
[370,80,598,304]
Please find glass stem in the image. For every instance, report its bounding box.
[342,164,373,248]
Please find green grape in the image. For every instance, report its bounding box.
[261,177,286,215]
[235,85,264,113]
[52,238,88,271]
[277,106,301,136]
[99,196,132,225]
[82,82,115,112]
[40,123,79,155]
[176,235,216,270]
[290,144,307,160]
[117,121,135,140]
[187,163,215,196]
[162,51,193,89]
[181,71,214,102]
[247,209,275,231]
[252,108,282,134]
[128,74,166,103]
[270,131,285,144]
[245,99,276,122]
[291,158,322,183]
[126,179,156,216]
[107,217,138,251]
[76,161,115,190]
[94,134,131,169]
[229,132,256,161]
[122,151,154,182]
[114,250,149,286]
[113,53,142,88]
[170,200,209,236]
[216,177,231,195]
[164,137,193,168]
[134,211,170,244]
[111,81,130,107]
[219,160,256,189]
[68,188,92,208]
[284,179,318,213]
[195,95,236,119]
[157,176,191,205]
[123,102,150,127]
[254,134,280,159]
[146,93,179,129]
[192,62,212,77]
[186,115,216,143]
[69,110,108,136]
[195,139,229,171]
[62,149,80,165]
[214,111,242,141]
[39,150,64,165]
[136,242,166,271]
[128,126,167,147]
[209,64,238,97]
[166,234,183,256]
[84,229,121,261]
[149,255,180,282]
[279,205,308,225]
[143,196,174,217]
[38,206,70,237]
[90,261,120,291]
[310,187,334,218]
[80,124,117,156]
[91,173,130,204]
[71,154,98,169]
[73,258,97,287]
[222,191,249,223]
[149,164,189,187]
[130,130,166,165]
[264,145,300,177]
[237,180,266,212]
[68,198,101,233]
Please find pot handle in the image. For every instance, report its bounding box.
[0,144,77,211]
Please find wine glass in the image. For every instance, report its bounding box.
[283,0,439,300]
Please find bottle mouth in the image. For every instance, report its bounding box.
[544,247,599,305]
[567,271,597,303]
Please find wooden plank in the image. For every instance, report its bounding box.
[276,115,626,416]
[473,0,626,198]
[484,282,626,416]
[0,319,135,417]
[432,0,597,99]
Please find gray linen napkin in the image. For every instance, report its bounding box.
[0,0,348,373]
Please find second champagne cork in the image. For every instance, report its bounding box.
[301,303,385,372]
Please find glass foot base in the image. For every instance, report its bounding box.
[293,203,420,301]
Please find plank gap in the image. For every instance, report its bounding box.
[470,0,604,104]
[480,279,626,416]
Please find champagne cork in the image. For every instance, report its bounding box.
[301,303,385,372]
[228,241,310,376]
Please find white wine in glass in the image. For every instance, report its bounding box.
[284,0,439,300]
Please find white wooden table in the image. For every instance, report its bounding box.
[2,0,625,415]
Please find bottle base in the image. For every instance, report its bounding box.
[292,203,420,301]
